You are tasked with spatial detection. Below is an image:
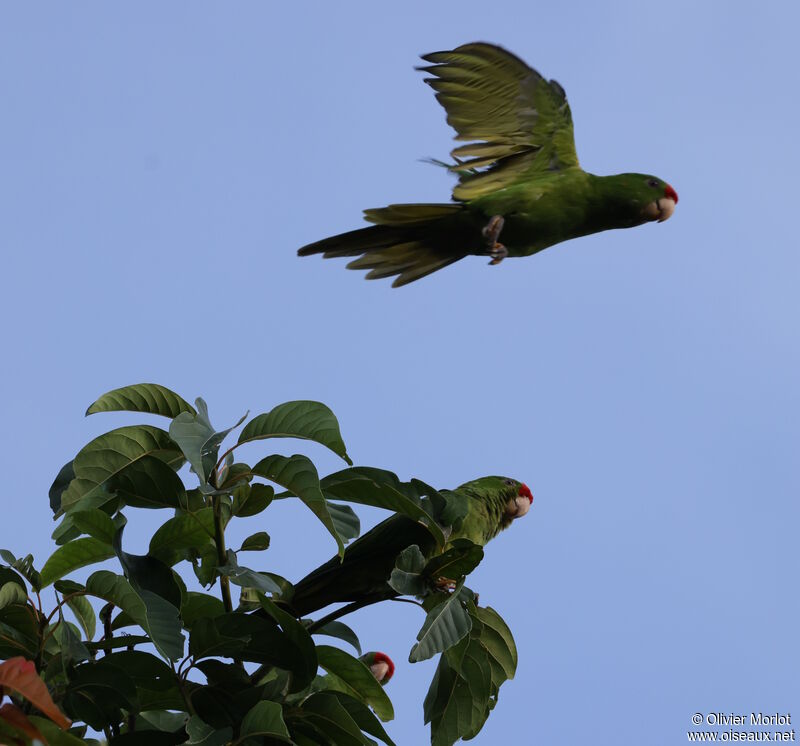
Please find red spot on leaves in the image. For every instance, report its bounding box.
[665,184,679,204]
[519,484,533,504]
[373,652,395,681]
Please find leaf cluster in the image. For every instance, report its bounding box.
[1,384,517,746]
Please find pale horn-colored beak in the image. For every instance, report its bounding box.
[642,197,676,223]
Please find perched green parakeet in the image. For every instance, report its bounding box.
[286,476,532,617]
[298,42,678,287]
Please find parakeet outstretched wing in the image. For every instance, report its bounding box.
[419,42,579,201]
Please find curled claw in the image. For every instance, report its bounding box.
[488,243,508,265]
[482,215,507,265]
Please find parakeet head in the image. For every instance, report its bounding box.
[360,651,395,685]
[456,475,533,521]
[605,173,679,226]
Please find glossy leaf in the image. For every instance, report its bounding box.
[311,620,362,655]
[60,425,184,512]
[238,400,352,465]
[109,455,187,510]
[189,617,248,660]
[49,461,75,514]
[316,645,394,721]
[186,716,233,746]
[66,594,96,640]
[86,383,195,418]
[258,595,318,692]
[0,582,27,610]
[27,716,87,746]
[180,591,226,628]
[112,526,183,608]
[69,508,117,544]
[231,483,273,517]
[148,508,215,565]
[333,694,397,746]
[320,470,445,548]
[62,659,138,730]
[86,570,184,661]
[409,584,472,663]
[169,398,246,484]
[239,531,270,552]
[328,502,360,543]
[253,454,344,558]
[300,692,371,746]
[217,551,282,595]
[423,539,484,582]
[39,538,115,588]
[388,544,427,596]
[239,700,292,742]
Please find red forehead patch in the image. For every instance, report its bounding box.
[518,483,533,503]
[664,184,679,204]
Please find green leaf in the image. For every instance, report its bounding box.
[311,620,362,655]
[113,526,183,609]
[86,383,196,418]
[320,470,445,548]
[49,460,75,514]
[108,455,187,510]
[239,531,270,552]
[39,538,115,588]
[300,692,372,746]
[60,425,184,512]
[409,584,472,663]
[253,454,344,558]
[180,592,226,628]
[188,617,248,660]
[423,540,484,582]
[27,717,87,746]
[186,716,233,746]
[62,659,139,730]
[217,551,282,595]
[70,508,117,544]
[238,400,352,465]
[231,483,273,517]
[52,618,91,664]
[423,604,517,745]
[0,582,27,610]
[148,508,216,565]
[474,606,517,688]
[239,700,292,742]
[0,553,41,591]
[388,545,426,596]
[169,398,246,485]
[66,594,96,640]
[316,645,394,722]
[328,502,360,544]
[332,693,397,746]
[258,595,318,692]
[86,570,184,661]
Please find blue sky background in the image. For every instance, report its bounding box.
[2,2,798,743]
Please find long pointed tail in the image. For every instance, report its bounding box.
[298,203,473,287]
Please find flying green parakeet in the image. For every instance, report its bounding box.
[298,42,678,287]
[286,476,533,617]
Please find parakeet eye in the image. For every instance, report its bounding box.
[647,178,659,188]
[503,478,515,486]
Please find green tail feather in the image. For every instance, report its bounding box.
[297,203,474,287]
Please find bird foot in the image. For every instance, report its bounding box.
[434,577,457,592]
[482,215,507,265]
[488,243,508,265]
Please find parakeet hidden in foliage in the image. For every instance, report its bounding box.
[298,42,678,287]
[285,476,533,618]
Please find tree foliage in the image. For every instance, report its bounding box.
[0,384,517,745]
